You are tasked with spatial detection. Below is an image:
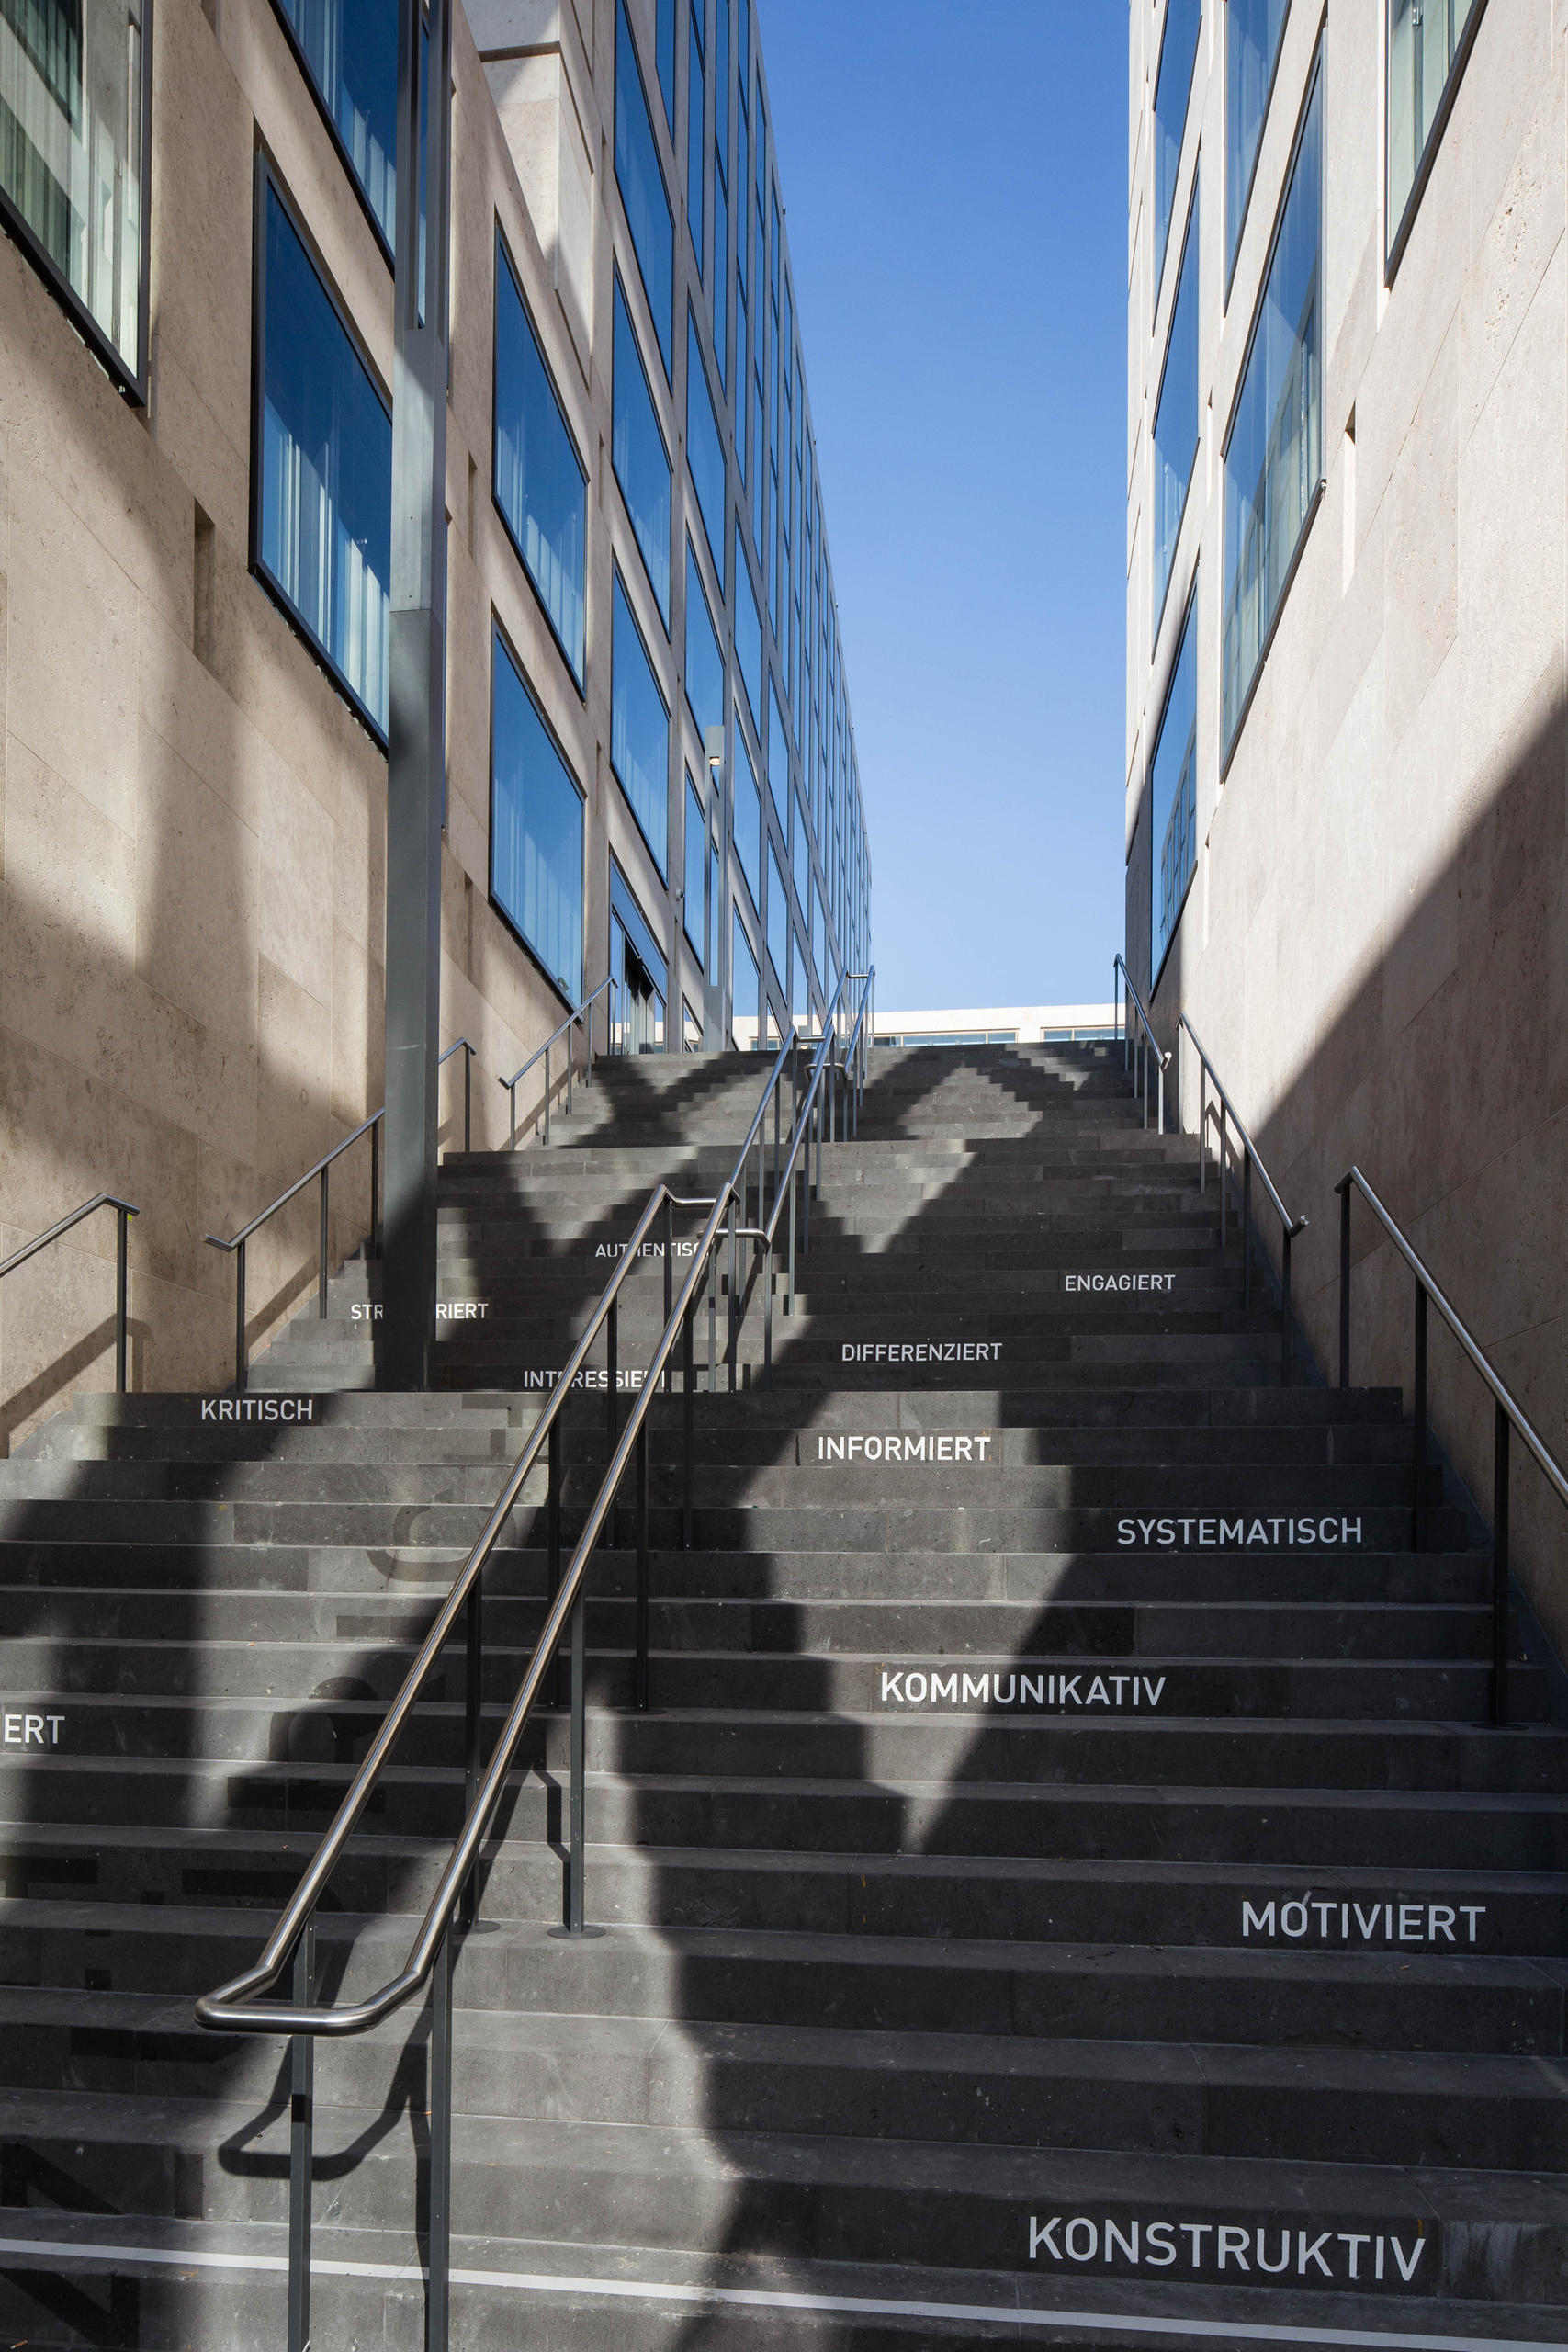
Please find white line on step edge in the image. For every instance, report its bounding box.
[0,2236,1558,2352]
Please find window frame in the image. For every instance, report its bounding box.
[492,221,590,699]
[609,560,672,879]
[615,0,676,384]
[250,146,392,746]
[265,0,399,267]
[487,610,587,1013]
[1,0,154,401]
[1224,0,1292,304]
[1217,44,1325,772]
[1151,166,1201,642]
[1385,0,1491,284]
[1148,573,1201,991]
[1151,0,1201,311]
[611,265,674,633]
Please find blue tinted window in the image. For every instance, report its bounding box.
[612,570,670,874]
[734,526,764,738]
[714,0,728,178]
[258,179,390,734]
[750,379,764,546]
[494,234,587,686]
[1153,0,1201,289]
[615,0,674,379]
[735,294,747,463]
[794,792,809,904]
[1389,0,1481,248]
[687,10,704,273]
[1227,0,1289,275]
[1150,590,1197,980]
[769,181,779,311]
[766,674,789,831]
[684,539,725,741]
[686,311,726,578]
[731,904,760,1045]
[735,103,749,293]
[276,0,395,245]
[766,842,788,989]
[1223,62,1322,750]
[713,172,728,386]
[733,723,761,910]
[656,0,676,131]
[491,627,584,1002]
[1152,182,1199,630]
[613,273,672,626]
[684,775,707,963]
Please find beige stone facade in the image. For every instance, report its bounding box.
[0,0,868,1446]
[1127,1,1568,1645]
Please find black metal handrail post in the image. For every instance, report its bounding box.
[1112,954,1171,1133]
[0,1194,141,1396]
[207,1110,387,1390]
[1335,1165,1568,1727]
[1179,1015,1306,1389]
[501,977,613,1149]
[438,1036,475,1154]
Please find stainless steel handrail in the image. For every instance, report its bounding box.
[501,977,613,1148]
[205,1039,479,1388]
[1337,1164,1568,1728]
[1178,1014,1307,1390]
[1111,953,1172,1131]
[0,1193,139,1394]
[746,972,874,1381]
[194,1022,798,2036]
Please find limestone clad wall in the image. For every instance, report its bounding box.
[0,0,609,1446]
[1126,2,1568,1647]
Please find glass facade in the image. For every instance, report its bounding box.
[686,308,727,578]
[615,0,673,379]
[613,272,672,625]
[1153,0,1201,289]
[1226,0,1289,277]
[656,0,676,132]
[1388,0,1480,254]
[735,526,764,737]
[611,569,670,875]
[0,0,147,386]
[274,0,394,246]
[767,674,789,831]
[491,626,585,1003]
[1150,591,1198,980]
[766,842,788,988]
[1223,59,1322,751]
[494,233,587,686]
[686,6,703,272]
[731,904,761,1046]
[256,176,390,734]
[1152,180,1200,629]
[733,721,761,910]
[683,539,724,741]
[684,774,706,964]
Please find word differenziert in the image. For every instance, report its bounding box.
[816,1434,992,1463]
[1242,1896,1486,1945]
[1028,2215,1428,2284]
[840,1342,1003,1364]
[1117,1515,1364,1546]
[880,1669,1164,1710]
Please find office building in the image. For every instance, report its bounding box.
[0,0,870,1438]
[1126,0,1568,1649]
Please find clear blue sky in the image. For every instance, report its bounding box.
[760,2,1127,1011]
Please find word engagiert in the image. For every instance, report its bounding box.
[1062,1272,1176,1293]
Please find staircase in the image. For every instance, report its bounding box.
[0,1040,1563,2346]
